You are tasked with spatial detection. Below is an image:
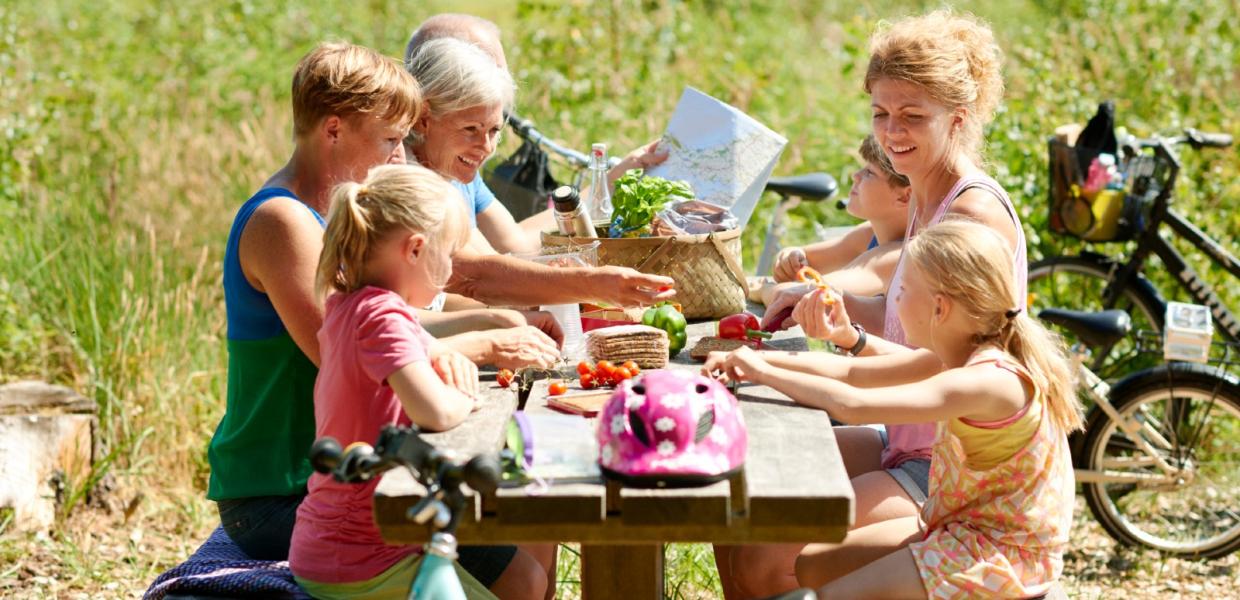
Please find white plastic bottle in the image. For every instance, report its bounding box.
[540,302,586,362]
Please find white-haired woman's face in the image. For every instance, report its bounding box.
[412,103,504,183]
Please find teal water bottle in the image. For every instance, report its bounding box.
[409,533,467,600]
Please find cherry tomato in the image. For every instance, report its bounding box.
[614,367,633,381]
[576,361,593,377]
[580,372,597,390]
[549,381,568,396]
[595,360,615,377]
[496,368,514,388]
[621,361,640,374]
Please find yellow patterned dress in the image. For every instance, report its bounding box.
[908,352,1075,599]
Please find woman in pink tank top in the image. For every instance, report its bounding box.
[714,11,1030,598]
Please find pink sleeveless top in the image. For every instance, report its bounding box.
[880,174,1027,469]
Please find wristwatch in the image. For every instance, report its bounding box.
[839,323,867,356]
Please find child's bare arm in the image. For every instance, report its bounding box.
[819,243,902,298]
[704,345,941,389]
[772,224,874,283]
[802,223,875,274]
[757,361,1027,425]
[387,360,477,432]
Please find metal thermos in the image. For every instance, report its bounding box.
[552,185,595,238]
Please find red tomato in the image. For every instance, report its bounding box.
[549,381,568,396]
[614,367,633,381]
[580,372,597,389]
[595,360,615,377]
[621,361,640,374]
[496,369,514,388]
[576,361,593,376]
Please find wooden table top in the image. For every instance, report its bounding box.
[374,319,854,545]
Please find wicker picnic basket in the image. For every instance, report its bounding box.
[541,229,746,319]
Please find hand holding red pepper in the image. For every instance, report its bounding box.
[718,312,774,343]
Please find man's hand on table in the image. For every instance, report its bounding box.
[488,326,561,370]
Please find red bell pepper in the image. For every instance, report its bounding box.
[718,313,774,342]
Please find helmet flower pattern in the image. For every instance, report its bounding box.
[597,371,748,484]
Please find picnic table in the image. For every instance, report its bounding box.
[374,319,855,598]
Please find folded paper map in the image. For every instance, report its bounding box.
[646,87,788,228]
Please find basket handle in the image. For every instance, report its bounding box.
[632,234,747,291]
[634,237,677,272]
[708,233,747,289]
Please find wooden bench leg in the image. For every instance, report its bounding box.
[581,544,663,600]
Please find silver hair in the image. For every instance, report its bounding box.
[404,13,502,67]
[404,37,514,119]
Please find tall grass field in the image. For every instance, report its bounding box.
[1,0,1237,597]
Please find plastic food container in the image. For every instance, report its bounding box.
[1163,302,1212,363]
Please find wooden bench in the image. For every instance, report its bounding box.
[374,321,855,598]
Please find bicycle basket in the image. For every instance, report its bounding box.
[1046,104,1156,243]
[485,138,560,222]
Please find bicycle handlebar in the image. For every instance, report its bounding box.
[310,425,501,495]
[506,112,620,170]
[1128,128,1232,152]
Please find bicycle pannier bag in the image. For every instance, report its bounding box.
[486,138,559,222]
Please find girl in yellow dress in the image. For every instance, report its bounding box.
[706,220,1082,598]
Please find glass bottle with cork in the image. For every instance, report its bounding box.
[585,143,612,236]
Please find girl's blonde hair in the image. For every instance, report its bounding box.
[865,9,1004,164]
[906,220,1083,433]
[317,164,468,297]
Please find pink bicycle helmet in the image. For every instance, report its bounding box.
[597,370,747,487]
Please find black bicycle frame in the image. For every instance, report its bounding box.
[1102,138,1240,342]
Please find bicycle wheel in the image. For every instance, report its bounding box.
[1028,254,1165,381]
[1079,362,1240,558]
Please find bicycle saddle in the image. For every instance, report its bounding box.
[1038,308,1132,348]
[765,173,838,201]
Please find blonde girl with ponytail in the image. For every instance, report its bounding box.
[290,164,551,600]
[707,219,1079,597]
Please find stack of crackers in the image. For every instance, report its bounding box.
[688,336,755,361]
[586,324,669,369]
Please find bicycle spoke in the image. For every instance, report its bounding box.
[1083,369,1240,556]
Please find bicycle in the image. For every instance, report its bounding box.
[1039,306,1240,558]
[489,111,839,275]
[309,425,503,599]
[1028,121,1235,381]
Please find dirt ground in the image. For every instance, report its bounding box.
[1,494,1235,598]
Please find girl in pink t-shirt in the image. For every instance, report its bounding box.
[288,164,549,600]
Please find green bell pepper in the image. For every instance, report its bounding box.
[642,303,688,358]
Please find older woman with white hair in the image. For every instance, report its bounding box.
[405,37,523,253]
[405,36,677,309]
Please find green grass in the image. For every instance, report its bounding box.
[1,0,1238,596]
